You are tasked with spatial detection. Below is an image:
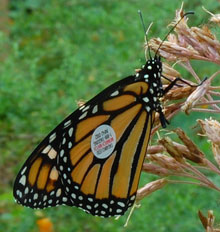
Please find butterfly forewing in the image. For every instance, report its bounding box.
[14,57,164,217]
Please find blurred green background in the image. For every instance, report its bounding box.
[1,0,220,231]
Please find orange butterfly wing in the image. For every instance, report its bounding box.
[14,58,165,217]
[13,131,73,208]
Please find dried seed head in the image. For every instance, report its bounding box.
[212,143,220,167]
[162,62,181,80]
[191,26,220,60]
[172,141,204,164]
[146,154,184,173]
[76,99,86,107]
[170,3,190,31]
[147,145,165,154]
[198,118,220,166]
[142,163,170,176]
[181,78,209,114]
[149,38,194,62]
[159,137,184,162]
[203,6,220,24]
[175,128,205,162]
[148,4,220,65]
[197,118,220,145]
[136,178,167,201]
[165,85,194,101]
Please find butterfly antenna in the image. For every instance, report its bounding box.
[155,11,194,57]
[138,10,152,59]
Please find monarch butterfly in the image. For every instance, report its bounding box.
[13,12,193,217]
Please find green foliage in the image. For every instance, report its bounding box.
[1,0,220,232]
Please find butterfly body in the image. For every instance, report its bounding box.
[14,56,166,217]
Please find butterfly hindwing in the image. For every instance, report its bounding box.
[13,129,73,208]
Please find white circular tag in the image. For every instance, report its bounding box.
[91,124,116,159]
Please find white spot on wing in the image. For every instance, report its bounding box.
[146,106,151,112]
[48,199,53,204]
[19,175,26,186]
[102,203,108,209]
[68,127,74,137]
[117,201,125,207]
[79,111,87,120]
[62,137,66,144]
[82,105,90,112]
[21,166,27,175]
[56,189,62,197]
[60,149,64,157]
[143,97,149,103]
[92,105,98,114]
[68,142,72,149]
[49,132,56,143]
[150,88,154,94]
[42,145,51,154]
[62,197,67,202]
[19,191,22,198]
[64,120,71,128]
[33,193,38,200]
[24,187,29,194]
[79,105,85,110]
[110,91,119,97]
